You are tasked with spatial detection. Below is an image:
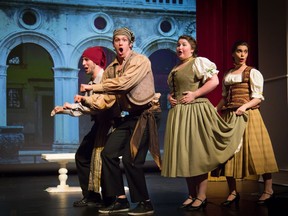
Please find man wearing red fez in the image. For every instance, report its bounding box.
[51,46,114,207]
[76,27,162,215]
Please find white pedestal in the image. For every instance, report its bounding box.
[41,153,81,193]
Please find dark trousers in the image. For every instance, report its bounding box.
[101,113,160,203]
[75,123,100,199]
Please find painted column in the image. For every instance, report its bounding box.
[52,67,79,152]
[0,65,24,163]
[0,64,8,126]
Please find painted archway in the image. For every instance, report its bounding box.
[0,31,81,151]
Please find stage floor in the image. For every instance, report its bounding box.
[0,171,287,216]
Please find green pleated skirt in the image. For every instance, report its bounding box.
[161,98,248,177]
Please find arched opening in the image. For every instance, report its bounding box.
[149,49,178,149]
[6,43,54,150]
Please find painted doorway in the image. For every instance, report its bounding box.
[149,49,178,149]
[6,43,54,150]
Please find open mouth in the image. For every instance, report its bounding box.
[119,48,123,52]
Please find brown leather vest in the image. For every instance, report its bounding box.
[106,51,155,114]
[222,66,260,110]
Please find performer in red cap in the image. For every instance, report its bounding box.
[51,46,115,207]
[82,46,107,69]
[51,46,107,117]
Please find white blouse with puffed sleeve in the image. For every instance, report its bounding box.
[192,57,219,83]
[222,68,265,100]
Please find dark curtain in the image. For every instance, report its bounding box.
[196,0,258,106]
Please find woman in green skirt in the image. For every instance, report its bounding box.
[161,35,247,211]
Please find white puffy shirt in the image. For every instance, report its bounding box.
[222,68,264,100]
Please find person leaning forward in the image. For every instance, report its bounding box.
[75,27,162,215]
[51,46,115,207]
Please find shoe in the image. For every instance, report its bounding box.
[187,198,207,211]
[73,197,103,207]
[178,197,195,209]
[221,192,240,207]
[102,196,117,207]
[257,191,274,205]
[98,199,130,214]
[128,200,154,215]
